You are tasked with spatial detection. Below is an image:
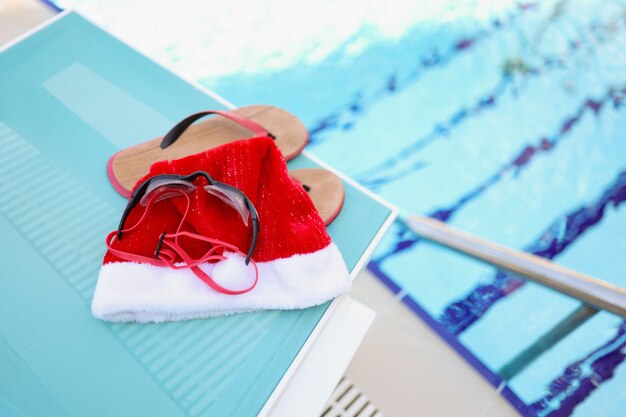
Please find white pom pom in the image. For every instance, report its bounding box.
[211,252,257,292]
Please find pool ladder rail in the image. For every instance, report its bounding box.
[403,215,626,379]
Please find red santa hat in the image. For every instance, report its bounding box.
[92,137,350,323]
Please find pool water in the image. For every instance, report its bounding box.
[47,0,626,415]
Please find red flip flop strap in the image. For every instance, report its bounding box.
[160,110,270,149]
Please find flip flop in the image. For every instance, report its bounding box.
[108,105,308,198]
[290,168,345,225]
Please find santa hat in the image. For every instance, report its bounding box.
[92,137,351,323]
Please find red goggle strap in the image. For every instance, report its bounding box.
[105,189,258,295]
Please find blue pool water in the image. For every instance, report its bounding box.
[46,0,626,415]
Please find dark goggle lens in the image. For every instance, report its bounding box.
[139,178,196,206]
[204,185,250,226]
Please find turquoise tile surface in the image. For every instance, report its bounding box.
[0,13,393,417]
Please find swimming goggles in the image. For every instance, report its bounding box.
[106,171,260,295]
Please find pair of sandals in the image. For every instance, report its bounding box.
[107,105,345,225]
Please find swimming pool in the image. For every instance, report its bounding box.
[46,0,626,415]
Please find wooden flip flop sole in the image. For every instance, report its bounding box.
[290,168,345,225]
[109,105,308,197]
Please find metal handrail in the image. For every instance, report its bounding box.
[403,215,626,379]
[404,215,626,318]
